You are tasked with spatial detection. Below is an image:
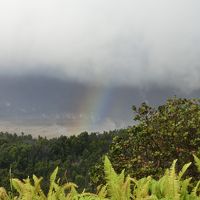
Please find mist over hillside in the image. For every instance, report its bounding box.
[0,75,200,136]
[0,1,200,136]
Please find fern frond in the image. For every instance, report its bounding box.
[191,180,200,197]
[0,187,9,200]
[168,159,180,200]
[96,184,107,198]
[104,156,133,200]
[11,179,24,196]
[194,155,200,173]
[180,177,192,198]
[178,162,191,180]
[47,166,58,199]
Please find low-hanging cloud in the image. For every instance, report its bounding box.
[0,0,200,91]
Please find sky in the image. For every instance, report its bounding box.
[0,0,200,137]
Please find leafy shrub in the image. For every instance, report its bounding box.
[95,98,200,185]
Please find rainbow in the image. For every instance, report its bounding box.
[72,86,113,133]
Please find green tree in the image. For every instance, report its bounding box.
[91,98,200,186]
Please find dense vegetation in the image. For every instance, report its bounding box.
[1,156,200,199]
[91,98,200,186]
[1,97,200,198]
[0,130,119,192]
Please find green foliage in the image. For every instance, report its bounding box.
[194,155,200,173]
[0,131,115,192]
[94,97,200,186]
[104,156,131,200]
[1,156,200,199]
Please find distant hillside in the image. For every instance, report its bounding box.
[0,129,125,192]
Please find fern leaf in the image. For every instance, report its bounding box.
[97,184,107,198]
[192,180,200,197]
[194,155,200,173]
[47,166,58,199]
[178,162,191,180]
[0,187,9,200]
[168,159,180,200]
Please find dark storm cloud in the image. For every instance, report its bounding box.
[0,75,199,136]
[0,1,200,91]
[0,1,200,136]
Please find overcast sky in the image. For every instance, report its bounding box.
[0,1,200,137]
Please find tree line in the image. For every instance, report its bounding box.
[0,130,119,192]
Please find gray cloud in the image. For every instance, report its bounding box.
[0,75,199,137]
[1,0,200,136]
[0,0,200,91]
